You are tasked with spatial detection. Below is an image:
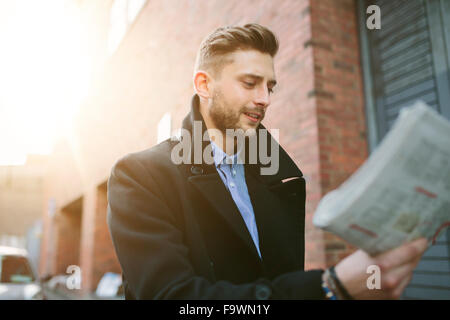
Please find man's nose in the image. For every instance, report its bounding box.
[254,86,271,109]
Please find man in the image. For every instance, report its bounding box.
[107,23,428,300]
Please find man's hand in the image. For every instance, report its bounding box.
[333,237,428,299]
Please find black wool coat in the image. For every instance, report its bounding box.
[107,94,326,300]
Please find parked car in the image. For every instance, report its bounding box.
[40,274,81,299]
[93,272,124,300]
[0,246,45,300]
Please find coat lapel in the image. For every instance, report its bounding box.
[188,172,262,260]
[242,120,305,274]
[245,167,306,275]
[180,94,306,269]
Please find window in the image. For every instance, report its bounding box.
[107,0,147,55]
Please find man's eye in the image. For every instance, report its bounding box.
[243,82,255,88]
[268,87,274,94]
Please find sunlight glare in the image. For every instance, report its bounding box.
[0,0,92,165]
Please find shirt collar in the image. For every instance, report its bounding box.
[210,140,244,168]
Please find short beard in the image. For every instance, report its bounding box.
[208,89,242,133]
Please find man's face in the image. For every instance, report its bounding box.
[207,49,276,133]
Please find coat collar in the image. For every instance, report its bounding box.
[181,94,303,184]
[210,139,243,169]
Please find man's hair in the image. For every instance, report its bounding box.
[194,23,279,79]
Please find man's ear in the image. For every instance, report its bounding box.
[193,71,213,99]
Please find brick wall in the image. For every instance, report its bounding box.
[92,183,122,290]
[54,198,82,275]
[309,0,367,266]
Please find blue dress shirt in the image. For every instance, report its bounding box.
[210,140,262,259]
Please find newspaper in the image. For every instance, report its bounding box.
[313,101,450,256]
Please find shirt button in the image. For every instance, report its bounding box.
[229,182,235,188]
[232,169,236,176]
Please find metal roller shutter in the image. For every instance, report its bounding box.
[359,0,450,299]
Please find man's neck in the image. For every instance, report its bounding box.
[207,127,236,156]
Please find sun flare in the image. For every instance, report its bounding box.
[0,0,92,165]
